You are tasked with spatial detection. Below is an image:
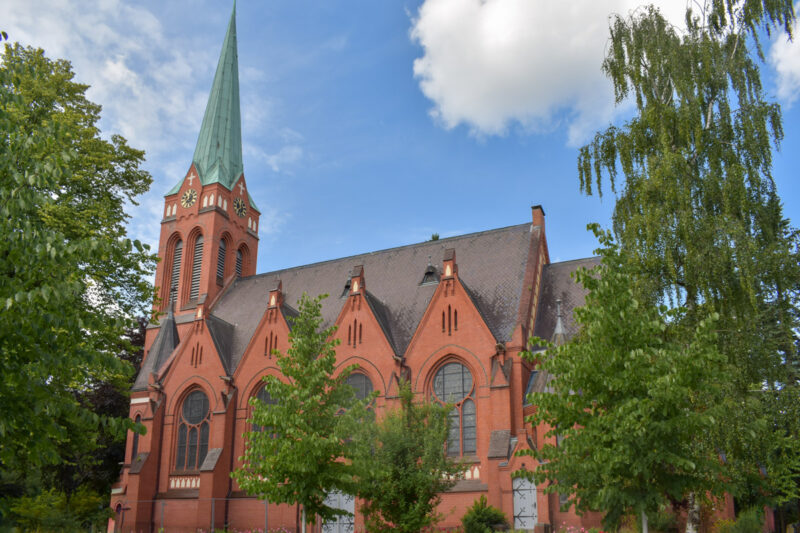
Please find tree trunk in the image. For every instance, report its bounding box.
[686,493,701,533]
[301,506,306,533]
[642,510,649,533]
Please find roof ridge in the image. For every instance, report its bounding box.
[236,222,533,283]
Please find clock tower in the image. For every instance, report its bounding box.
[154,3,259,312]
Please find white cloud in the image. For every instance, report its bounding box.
[409,0,691,144]
[246,144,304,174]
[770,3,800,105]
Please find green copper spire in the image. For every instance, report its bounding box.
[192,2,243,189]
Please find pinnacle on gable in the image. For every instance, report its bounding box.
[191,2,243,191]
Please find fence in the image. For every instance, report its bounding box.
[110,497,309,533]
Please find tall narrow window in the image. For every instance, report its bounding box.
[175,390,210,470]
[216,239,226,284]
[131,415,141,462]
[169,240,182,305]
[432,362,476,456]
[190,235,204,301]
[235,249,243,279]
[253,386,278,435]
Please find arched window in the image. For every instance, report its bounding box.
[189,235,204,301]
[252,385,278,436]
[432,362,476,457]
[346,373,373,401]
[235,249,243,279]
[169,240,182,305]
[175,390,210,470]
[216,238,226,284]
[131,415,141,462]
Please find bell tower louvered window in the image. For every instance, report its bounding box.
[169,240,183,305]
[235,249,243,279]
[216,239,226,284]
[190,235,204,301]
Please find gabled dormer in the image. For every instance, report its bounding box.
[404,248,497,363]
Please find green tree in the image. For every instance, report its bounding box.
[233,293,369,533]
[353,380,462,533]
[522,229,733,532]
[0,41,155,472]
[571,0,800,528]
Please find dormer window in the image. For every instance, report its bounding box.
[340,278,351,298]
[421,264,439,285]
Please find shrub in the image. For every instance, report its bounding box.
[462,495,509,533]
[715,508,763,533]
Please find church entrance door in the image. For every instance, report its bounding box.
[512,477,538,530]
[322,491,354,533]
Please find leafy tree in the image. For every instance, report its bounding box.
[522,229,732,532]
[353,380,462,533]
[0,40,155,476]
[570,0,800,528]
[233,294,369,533]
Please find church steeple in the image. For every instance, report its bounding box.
[156,1,259,312]
[192,2,243,190]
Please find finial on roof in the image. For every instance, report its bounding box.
[552,297,566,346]
[191,1,243,190]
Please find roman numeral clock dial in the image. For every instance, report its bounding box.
[234,197,247,217]
[180,189,197,208]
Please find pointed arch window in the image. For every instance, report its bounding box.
[131,415,141,462]
[190,235,204,300]
[169,240,183,305]
[432,362,476,456]
[235,249,243,279]
[175,390,210,471]
[216,239,227,284]
[252,385,278,436]
[346,373,373,401]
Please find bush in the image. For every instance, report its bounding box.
[7,486,111,532]
[462,495,509,533]
[715,508,763,533]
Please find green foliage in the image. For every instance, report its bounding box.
[715,508,763,533]
[636,506,678,533]
[573,0,800,516]
[353,380,462,533]
[0,42,155,471]
[461,495,509,533]
[6,486,112,532]
[233,293,369,524]
[521,228,733,530]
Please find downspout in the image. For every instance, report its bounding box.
[225,388,237,528]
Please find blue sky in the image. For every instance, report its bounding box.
[3,0,799,274]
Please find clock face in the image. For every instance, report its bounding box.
[180,189,197,208]
[233,197,247,217]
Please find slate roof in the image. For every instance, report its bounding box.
[134,308,179,390]
[532,257,600,344]
[136,223,598,388]
[210,222,540,372]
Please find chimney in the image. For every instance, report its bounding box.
[532,205,545,229]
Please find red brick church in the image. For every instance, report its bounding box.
[110,5,601,532]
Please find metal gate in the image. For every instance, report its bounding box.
[322,491,354,533]
[512,477,538,530]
